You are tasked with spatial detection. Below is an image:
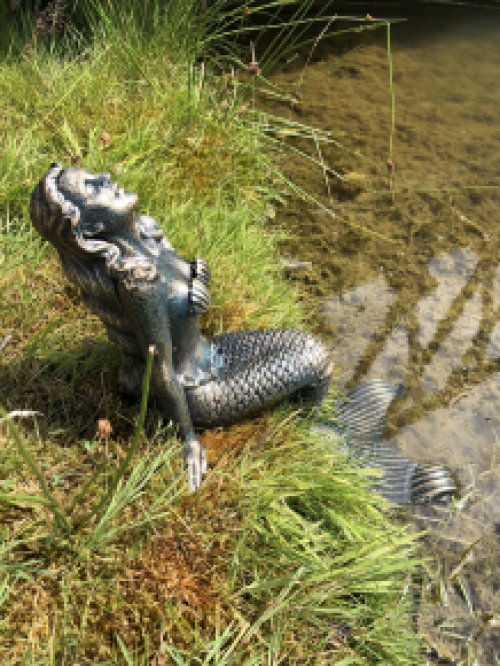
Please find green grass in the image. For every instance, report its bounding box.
[0,1,424,663]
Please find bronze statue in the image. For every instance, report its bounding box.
[29,163,332,491]
[29,163,456,503]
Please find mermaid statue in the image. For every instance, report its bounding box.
[29,163,456,501]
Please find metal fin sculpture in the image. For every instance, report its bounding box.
[317,380,457,504]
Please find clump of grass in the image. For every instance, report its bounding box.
[0,0,424,663]
[0,409,421,664]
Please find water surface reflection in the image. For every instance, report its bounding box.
[263,3,500,661]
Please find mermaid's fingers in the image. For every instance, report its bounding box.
[184,438,207,492]
[201,445,208,476]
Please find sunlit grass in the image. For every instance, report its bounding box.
[0,0,424,663]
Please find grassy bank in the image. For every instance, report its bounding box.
[1,1,422,663]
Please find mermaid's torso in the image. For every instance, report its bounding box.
[77,215,223,388]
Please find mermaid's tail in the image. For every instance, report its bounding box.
[316,380,456,505]
[186,329,331,427]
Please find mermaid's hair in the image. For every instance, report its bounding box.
[30,163,156,309]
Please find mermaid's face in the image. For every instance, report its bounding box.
[57,168,138,233]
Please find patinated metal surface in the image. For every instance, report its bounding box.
[336,381,456,504]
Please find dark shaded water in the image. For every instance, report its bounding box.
[260,4,500,663]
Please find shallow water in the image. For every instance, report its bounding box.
[260,4,500,662]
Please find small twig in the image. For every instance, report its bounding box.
[298,16,338,88]
[248,41,261,76]
[280,257,313,270]
[0,333,13,352]
[0,410,42,424]
[448,204,486,237]
[312,130,333,204]
[249,41,260,112]
[448,538,481,581]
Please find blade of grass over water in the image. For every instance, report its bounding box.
[272,162,398,243]
[386,22,396,198]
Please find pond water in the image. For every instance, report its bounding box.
[259,3,500,663]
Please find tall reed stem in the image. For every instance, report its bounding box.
[387,22,396,201]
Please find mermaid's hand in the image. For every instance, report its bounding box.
[184,436,207,491]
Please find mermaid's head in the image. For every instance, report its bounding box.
[30,163,155,282]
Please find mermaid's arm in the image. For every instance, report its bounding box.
[116,277,206,491]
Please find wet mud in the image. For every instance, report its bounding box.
[259,4,500,662]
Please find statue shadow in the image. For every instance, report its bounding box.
[0,340,142,444]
